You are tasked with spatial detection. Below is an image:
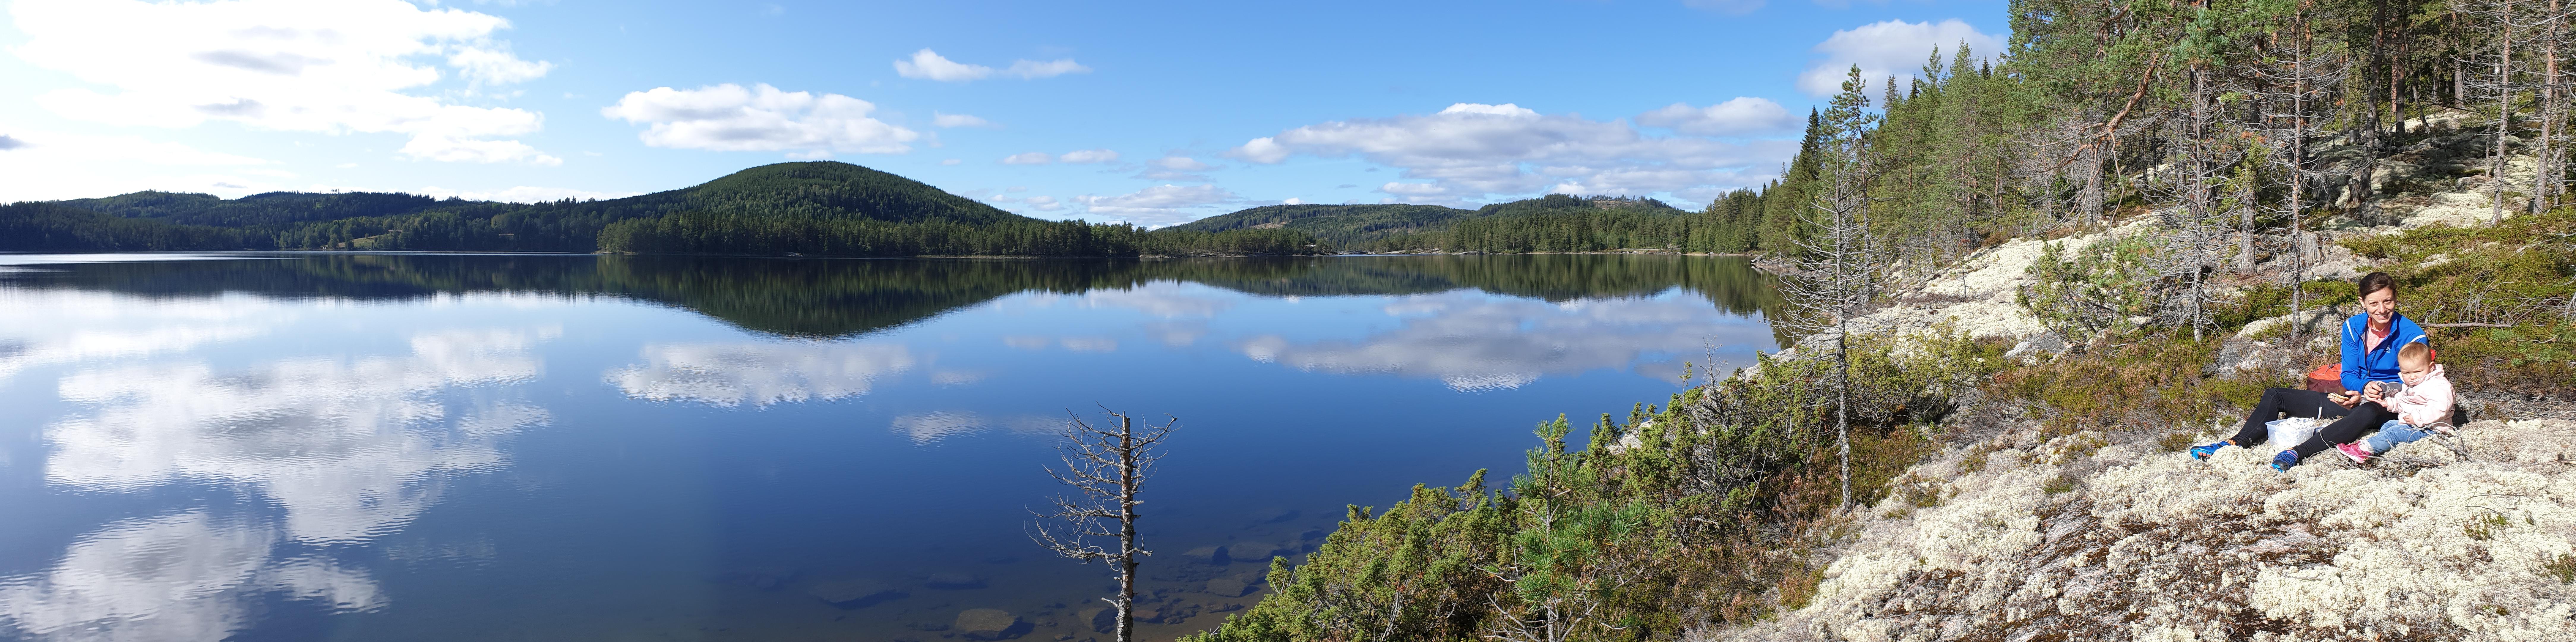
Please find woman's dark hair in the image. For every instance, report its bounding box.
[2358,272,2397,300]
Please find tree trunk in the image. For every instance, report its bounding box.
[2496,3,2517,226]
[1116,415,1137,642]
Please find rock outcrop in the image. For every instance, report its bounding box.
[1716,417,2576,641]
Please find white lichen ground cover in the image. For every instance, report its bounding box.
[1723,418,2576,641]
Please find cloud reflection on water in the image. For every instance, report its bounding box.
[0,511,382,642]
[3,327,555,641]
[0,291,281,382]
[1236,292,1766,391]
[606,342,916,406]
[890,411,1059,444]
[46,328,555,543]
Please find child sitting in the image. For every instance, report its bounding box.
[2334,342,2454,463]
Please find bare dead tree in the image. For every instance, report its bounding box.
[1780,65,1888,509]
[1031,409,1175,642]
[2249,7,2351,342]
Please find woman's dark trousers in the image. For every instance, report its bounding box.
[2226,387,2395,458]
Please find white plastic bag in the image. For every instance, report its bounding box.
[2266,417,2321,454]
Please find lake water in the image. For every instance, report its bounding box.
[0,253,1781,642]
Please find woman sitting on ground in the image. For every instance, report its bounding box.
[2190,271,2430,471]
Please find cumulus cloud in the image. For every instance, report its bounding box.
[892,48,1090,82]
[1002,152,1052,165]
[604,342,916,407]
[1136,155,1214,180]
[11,0,558,164]
[1150,156,1213,171]
[1074,184,1239,224]
[600,83,920,156]
[1797,19,2001,97]
[1058,149,1119,164]
[1022,195,1062,211]
[933,112,997,128]
[1227,103,1790,203]
[447,44,551,86]
[1637,97,1797,136]
[0,130,273,168]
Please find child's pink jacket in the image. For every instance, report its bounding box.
[2381,364,2456,427]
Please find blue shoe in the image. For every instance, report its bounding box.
[2271,450,2299,472]
[2189,442,2228,461]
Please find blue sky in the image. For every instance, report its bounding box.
[0,0,2007,226]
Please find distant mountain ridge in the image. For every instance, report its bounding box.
[1,162,1324,257]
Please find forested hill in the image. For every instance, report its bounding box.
[1170,194,1709,253]
[1164,203,1475,246]
[1,161,1326,257]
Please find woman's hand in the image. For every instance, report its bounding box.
[2361,381,2387,404]
[2332,391,2362,408]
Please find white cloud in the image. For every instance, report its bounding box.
[932,112,997,128]
[1136,155,1214,181]
[1636,97,1796,136]
[892,48,1089,82]
[1230,137,1289,164]
[1075,184,1239,224]
[10,0,558,164]
[0,130,272,166]
[1683,0,1767,14]
[1281,197,1306,205]
[1058,148,1119,164]
[1004,59,1090,79]
[1230,103,1789,202]
[605,342,915,407]
[940,158,962,165]
[601,83,920,155]
[893,49,991,81]
[1023,195,1061,211]
[1150,156,1213,171]
[447,44,551,86]
[1797,19,2001,97]
[1001,151,1052,165]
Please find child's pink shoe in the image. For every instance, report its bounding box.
[2334,442,2373,464]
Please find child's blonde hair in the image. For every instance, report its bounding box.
[2398,342,2432,367]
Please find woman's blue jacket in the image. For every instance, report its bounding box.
[2340,313,2430,392]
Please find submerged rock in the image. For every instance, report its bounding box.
[806,579,905,609]
[1183,545,1230,565]
[955,609,1029,641]
[1204,577,1255,597]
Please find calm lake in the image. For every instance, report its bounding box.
[0,253,1782,642]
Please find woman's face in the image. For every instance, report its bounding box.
[2361,287,2397,325]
